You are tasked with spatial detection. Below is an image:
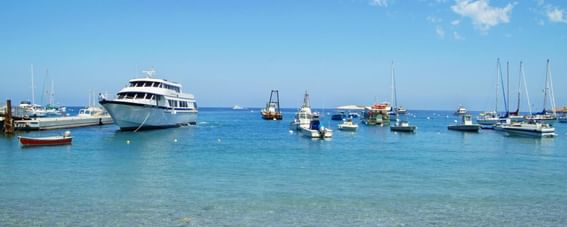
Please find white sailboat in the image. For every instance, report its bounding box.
[389,62,407,116]
[525,59,557,125]
[497,60,556,137]
[18,65,47,118]
[477,59,503,126]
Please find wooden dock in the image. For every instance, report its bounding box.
[14,115,113,131]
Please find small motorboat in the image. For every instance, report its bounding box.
[448,114,480,132]
[300,115,332,138]
[559,115,567,123]
[338,118,358,131]
[18,131,72,147]
[454,105,467,116]
[390,120,416,133]
[331,112,345,121]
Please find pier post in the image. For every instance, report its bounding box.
[4,99,14,134]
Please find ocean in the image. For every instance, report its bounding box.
[1,108,566,226]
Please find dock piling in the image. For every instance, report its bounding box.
[4,99,14,134]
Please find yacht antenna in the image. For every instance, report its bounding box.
[142,68,156,78]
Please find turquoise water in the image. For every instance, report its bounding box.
[1,108,566,226]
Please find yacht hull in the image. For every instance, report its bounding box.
[100,100,197,130]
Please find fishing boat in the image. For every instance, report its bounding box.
[18,131,72,146]
[290,91,314,130]
[99,69,198,131]
[454,105,467,116]
[499,120,555,138]
[300,114,333,138]
[390,119,416,133]
[338,118,358,131]
[261,90,283,120]
[448,114,480,132]
[362,103,390,125]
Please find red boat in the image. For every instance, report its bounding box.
[18,131,72,147]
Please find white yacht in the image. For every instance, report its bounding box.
[290,91,314,131]
[99,70,197,130]
[454,105,467,115]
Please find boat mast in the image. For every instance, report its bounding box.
[303,90,310,108]
[507,61,510,116]
[31,64,35,104]
[276,90,280,112]
[498,59,508,115]
[495,58,499,113]
[515,62,522,114]
[547,59,557,116]
[391,61,398,109]
[521,61,532,115]
[542,60,549,113]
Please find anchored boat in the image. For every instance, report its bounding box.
[448,114,480,132]
[300,114,332,138]
[18,131,72,146]
[261,90,283,120]
[498,120,555,138]
[390,119,416,133]
[99,69,197,131]
[290,91,314,130]
[338,118,358,131]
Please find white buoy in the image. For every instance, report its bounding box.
[64,131,71,137]
[126,140,131,144]
[174,139,178,143]
[289,130,293,134]
[427,117,430,120]
[217,138,221,142]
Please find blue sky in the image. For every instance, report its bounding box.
[1,0,566,110]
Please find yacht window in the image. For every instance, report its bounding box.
[145,94,151,99]
[153,82,159,87]
[150,94,155,100]
[125,93,135,99]
[117,94,125,99]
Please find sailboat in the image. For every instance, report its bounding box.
[389,62,407,116]
[477,59,503,126]
[44,70,66,116]
[387,62,415,132]
[525,59,557,125]
[497,61,556,137]
[18,65,47,118]
[261,90,283,120]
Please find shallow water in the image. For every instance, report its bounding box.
[1,108,566,226]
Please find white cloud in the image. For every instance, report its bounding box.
[453,31,465,40]
[451,20,461,26]
[427,16,443,23]
[451,0,515,31]
[546,7,567,24]
[436,26,446,38]
[370,0,391,7]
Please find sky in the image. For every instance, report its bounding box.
[1,0,566,111]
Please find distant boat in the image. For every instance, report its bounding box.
[331,111,345,121]
[300,114,332,138]
[390,119,416,133]
[448,114,480,132]
[18,131,72,147]
[290,91,314,130]
[558,115,567,123]
[338,118,358,131]
[232,105,245,110]
[261,90,283,120]
[362,103,391,125]
[454,105,467,116]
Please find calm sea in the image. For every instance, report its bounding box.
[1,107,566,226]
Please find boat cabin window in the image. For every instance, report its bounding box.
[168,100,179,108]
[179,101,188,108]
